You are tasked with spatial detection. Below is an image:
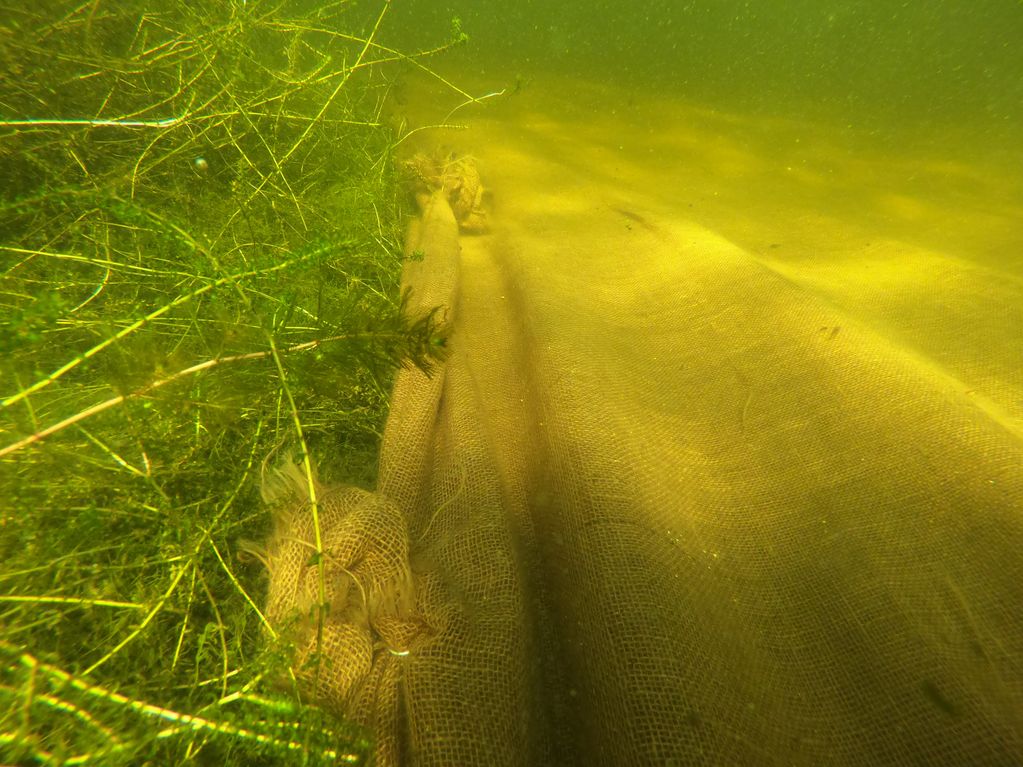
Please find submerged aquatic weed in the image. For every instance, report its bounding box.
[0,1,473,763]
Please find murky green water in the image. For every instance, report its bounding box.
[389,0,1023,154]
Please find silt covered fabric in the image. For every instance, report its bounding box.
[259,130,1023,764]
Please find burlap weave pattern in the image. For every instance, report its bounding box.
[258,139,1023,765]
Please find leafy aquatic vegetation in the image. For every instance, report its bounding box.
[0,1,464,763]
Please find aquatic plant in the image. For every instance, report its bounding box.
[0,1,467,763]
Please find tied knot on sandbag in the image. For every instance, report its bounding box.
[243,458,431,711]
[402,152,490,234]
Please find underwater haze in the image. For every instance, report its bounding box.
[3,1,1022,764]
[391,0,1023,149]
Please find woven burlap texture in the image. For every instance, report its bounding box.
[259,149,1023,766]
